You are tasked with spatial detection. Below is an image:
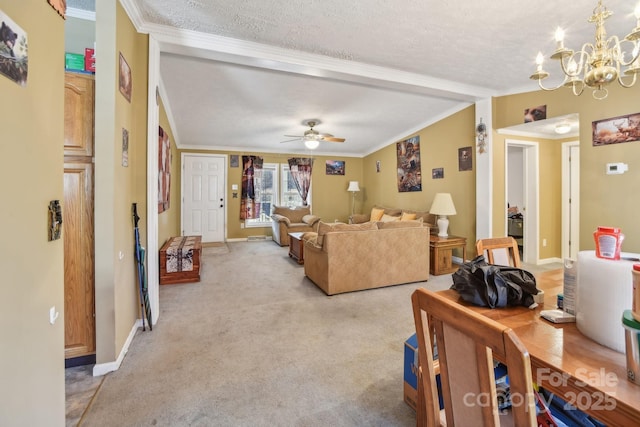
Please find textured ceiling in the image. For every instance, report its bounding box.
[71,0,638,155]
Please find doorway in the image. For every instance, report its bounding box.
[562,141,580,260]
[181,153,227,242]
[505,140,539,264]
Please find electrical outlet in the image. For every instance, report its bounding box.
[240,223,245,229]
[543,238,547,247]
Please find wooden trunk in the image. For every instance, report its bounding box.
[159,236,202,284]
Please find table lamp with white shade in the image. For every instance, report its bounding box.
[429,193,457,237]
[347,181,360,216]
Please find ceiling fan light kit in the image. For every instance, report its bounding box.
[281,119,345,150]
[530,0,640,99]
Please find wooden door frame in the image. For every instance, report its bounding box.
[504,139,539,264]
[562,141,580,260]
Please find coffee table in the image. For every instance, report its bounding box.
[288,232,305,264]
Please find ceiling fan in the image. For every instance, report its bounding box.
[281,119,345,149]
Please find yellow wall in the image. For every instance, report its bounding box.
[0,1,66,425]
[180,149,363,239]
[94,1,148,363]
[494,83,640,253]
[491,133,564,259]
[364,106,477,258]
[157,98,181,245]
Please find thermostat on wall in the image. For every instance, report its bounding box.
[606,162,628,175]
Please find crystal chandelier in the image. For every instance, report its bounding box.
[530,1,640,100]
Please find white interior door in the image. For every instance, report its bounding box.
[562,141,580,260]
[182,154,226,242]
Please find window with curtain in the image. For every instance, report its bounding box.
[245,163,311,228]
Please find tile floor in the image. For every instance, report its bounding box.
[65,365,104,427]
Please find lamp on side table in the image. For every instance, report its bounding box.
[429,193,457,237]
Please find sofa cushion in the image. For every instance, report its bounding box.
[370,207,385,222]
[400,211,417,221]
[403,209,436,227]
[380,213,400,222]
[317,221,378,246]
[377,219,423,229]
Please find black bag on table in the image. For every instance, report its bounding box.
[451,255,540,308]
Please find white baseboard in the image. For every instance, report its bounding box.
[226,237,274,242]
[92,319,142,377]
[537,257,563,265]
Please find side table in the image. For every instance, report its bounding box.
[288,232,305,264]
[429,235,467,275]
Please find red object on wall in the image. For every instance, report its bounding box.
[84,48,95,72]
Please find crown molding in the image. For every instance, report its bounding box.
[363,101,475,157]
[119,0,147,32]
[157,76,182,147]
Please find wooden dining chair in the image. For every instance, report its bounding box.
[411,288,537,427]
[476,237,521,268]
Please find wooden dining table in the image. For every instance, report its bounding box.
[437,269,640,426]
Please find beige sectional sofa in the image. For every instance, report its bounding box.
[303,220,430,295]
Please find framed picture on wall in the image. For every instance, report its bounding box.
[0,11,28,86]
[230,155,239,167]
[458,146,472,171]
[592,113,640,146]
[122,128,129,167]
[432,168,444,179]
[326,160,345,175]
[119,52,132,103]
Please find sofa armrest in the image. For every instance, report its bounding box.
[349,214,369,224]
[271,213,291,227]
[302,214,321,228]
[302,232,322,250]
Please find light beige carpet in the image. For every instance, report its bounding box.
[80,241,457,426]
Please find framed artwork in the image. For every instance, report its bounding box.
[524,104,546,123]
[230,155,239,167]
[376,160,381,173]
[592,113,640,146]
[119,52,132,102]
[432,168,444,179]
[458,146,472,171]
[47,0,66,18]
[158,127,171,213]
[0,11,28,86]
[396,136,421,192]
[326,160,345,175]
[122,128,129,167]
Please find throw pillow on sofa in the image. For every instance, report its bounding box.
[400,211,417,221]
[370,207,385,222]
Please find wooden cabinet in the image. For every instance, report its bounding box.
[429,235,467,276]
[64,72,95,360]
[64,73,94,157]
[64,161,95,359]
